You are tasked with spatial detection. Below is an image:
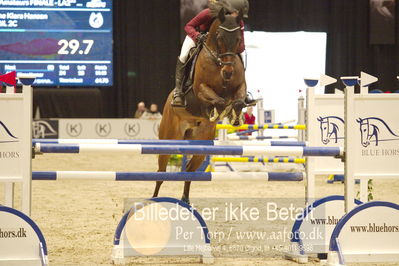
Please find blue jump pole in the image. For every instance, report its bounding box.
[34,143,343,157]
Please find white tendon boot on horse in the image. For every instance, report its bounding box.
[229,109,244,126]
[209,107,219,122]
[229,109,237,125]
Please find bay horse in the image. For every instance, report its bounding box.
[153,9,247,203]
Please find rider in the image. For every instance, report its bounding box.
[172,0,253,107]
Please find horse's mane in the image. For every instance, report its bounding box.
[360,117,399,137]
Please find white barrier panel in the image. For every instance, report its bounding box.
[345,88,399,211]
[328,201,399,265]
[55,118,161,139]
[0,76,33,215]
[0,205,48,265]
[285,195,362,263]
[306,86,344,201]
[112,197,213,264]
[323,77,399,265]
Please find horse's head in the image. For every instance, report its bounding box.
[214,8,243,81]
[357,118,371,147]
[317,116,330,144]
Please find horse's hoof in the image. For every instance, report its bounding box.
[181,197,191,205]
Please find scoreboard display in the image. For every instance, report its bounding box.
[0,0,113,86]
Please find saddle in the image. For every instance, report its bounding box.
[181,43,204,95]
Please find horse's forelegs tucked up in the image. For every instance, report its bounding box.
[229,83,246,126]
[197,83,226,121]
[182,155,206,204]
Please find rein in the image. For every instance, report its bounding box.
[203,25,241,67]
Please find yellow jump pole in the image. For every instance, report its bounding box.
[215,124,306,131]
[211,157,306,164]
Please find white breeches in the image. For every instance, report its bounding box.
[179,36,196,63]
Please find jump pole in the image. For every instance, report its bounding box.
[227,135,298,140]
[216,124,306,130]
[32,171,304,181]
[211,157,306,164]
[297,95,306,142]
[33,138,306,146]
[34,143,343,157]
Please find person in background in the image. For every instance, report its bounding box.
[142,103,162,120]
[134,101,147,118]
[241,106,255,135]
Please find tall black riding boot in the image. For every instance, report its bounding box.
[171,58,185,107]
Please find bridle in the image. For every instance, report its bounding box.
[203,24,241,67]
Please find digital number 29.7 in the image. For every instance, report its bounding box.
[58,39,94,55]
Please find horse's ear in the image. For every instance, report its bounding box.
[218,7,226,22]
[356,118,361,123]
[317,116,322,122]
[236,9,244,23]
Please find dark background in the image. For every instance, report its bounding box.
[33,0,399,118]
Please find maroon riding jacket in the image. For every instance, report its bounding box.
[184,8,245,54]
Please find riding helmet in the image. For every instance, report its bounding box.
[225,0,249,18]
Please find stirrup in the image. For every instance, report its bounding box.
[245,98,257,107]
[171,93,185,107]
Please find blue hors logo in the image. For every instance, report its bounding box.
[32,121,58,139]
[317,116,345,144]
[0,121,18,143]
[357,117,399,147]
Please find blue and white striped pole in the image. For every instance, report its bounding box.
[34,143,343,157]
[32,139,306,147]
[32,171,304,181]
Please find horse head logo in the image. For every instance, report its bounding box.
[317,116,344,145]
[356,117,399,147]
[32,120,58,139]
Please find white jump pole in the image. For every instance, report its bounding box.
[297,95,305,142]
[4,85,15,208]
[256,93,265,137]
[356,72,379,202]
[305,74,337,203]
[341,76,359,212]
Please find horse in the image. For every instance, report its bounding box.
[317,116,344,144]
[153,9,247,203]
